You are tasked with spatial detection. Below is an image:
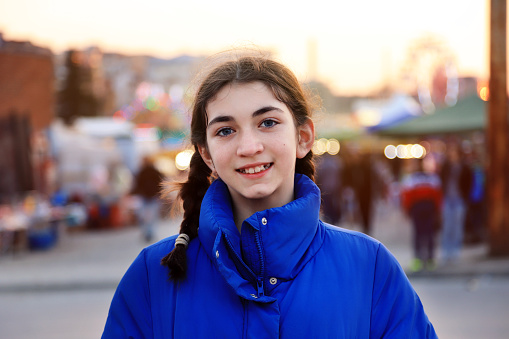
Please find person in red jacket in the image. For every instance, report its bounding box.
[400,157,442,272]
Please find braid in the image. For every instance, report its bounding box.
[296,151,315,182]
[161,151,211,280]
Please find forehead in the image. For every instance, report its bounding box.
[206,81,288,117]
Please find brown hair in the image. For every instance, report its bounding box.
[161,51,317,280]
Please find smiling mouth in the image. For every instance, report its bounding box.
[237,163,273,174]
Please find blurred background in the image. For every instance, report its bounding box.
[1,0,509,338]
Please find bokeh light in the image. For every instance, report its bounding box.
[113,110,127,120]
[312,138,328,155]
[175,149,194,171]
[410,144,425,158]
[384,145,397,159]
[326,138,340,155]
[313,138,341,155]
[143,97,161,111]
[479,86,489,101]
[385,144,427,159]
[396,144,408,159]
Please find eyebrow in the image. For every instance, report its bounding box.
[207,106,283,128]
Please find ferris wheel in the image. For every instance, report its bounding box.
[400,35,459,114]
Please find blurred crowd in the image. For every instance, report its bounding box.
[316,139,486,272]
[1,136,487,270]
[0,155,168,254]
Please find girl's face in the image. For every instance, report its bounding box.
[199,81,314,213]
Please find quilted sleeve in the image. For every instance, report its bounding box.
[102,249,153,339]
[370,244,438,339]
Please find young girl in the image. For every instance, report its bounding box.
[102,52,437,338]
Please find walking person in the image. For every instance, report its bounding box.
[400,158,442,272]
[343,145,374,235]
[315,153,343,224]
[103,51,437,338]
[440,145,472,262]
[132,156,164,242]
[464,150,487,244]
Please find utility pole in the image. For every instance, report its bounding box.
[488,0,509,256]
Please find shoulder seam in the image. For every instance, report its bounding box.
[322,222,382,245]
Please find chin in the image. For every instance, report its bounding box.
[242,191,272,201]
[240,186,275,201]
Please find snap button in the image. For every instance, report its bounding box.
[215,250,219,258]
[261,217,267,225]
[269,277,277,285]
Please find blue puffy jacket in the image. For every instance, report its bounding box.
[103,174,437,338]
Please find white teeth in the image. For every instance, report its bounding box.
[240,164,270,174]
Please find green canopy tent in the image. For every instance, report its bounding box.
[376,94,486,137]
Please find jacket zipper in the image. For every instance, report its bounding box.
[224,232,265,298]
[223,234,258,281]
[254,231,265,298]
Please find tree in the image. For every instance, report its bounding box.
[57,50,99,125]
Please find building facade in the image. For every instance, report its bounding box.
[0,33,55,201]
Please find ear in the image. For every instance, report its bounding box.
[197,144,215,172]
[296,119,315,159]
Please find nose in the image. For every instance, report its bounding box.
[236,130,264,157]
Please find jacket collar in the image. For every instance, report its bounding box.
[198,174,324,286]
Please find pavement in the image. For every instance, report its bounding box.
[367,201,509,280]
[1,203,509,293]
[0,218,180,293]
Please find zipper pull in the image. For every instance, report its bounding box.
[257,279,264,298]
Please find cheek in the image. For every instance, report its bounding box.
[208,146,229,169]
[276,135,297,152]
